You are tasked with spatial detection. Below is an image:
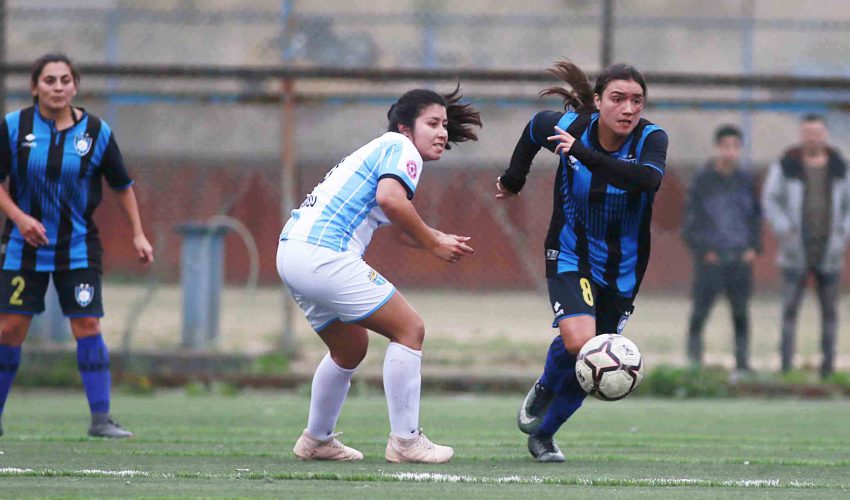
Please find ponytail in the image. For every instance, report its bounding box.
[539,60,596,113]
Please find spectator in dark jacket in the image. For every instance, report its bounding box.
[682,125,761,372]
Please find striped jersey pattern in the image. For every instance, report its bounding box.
[547,112,665,297]
[0,106,133,272]
[280,132,423,256]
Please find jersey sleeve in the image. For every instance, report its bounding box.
[376,139,422,200]
[569,128,668,192]
[499,111,563,193]
[100,133,134,189]
[0,119,11,183]
[639,129,668,176]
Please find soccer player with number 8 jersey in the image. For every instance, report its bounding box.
[496,60,669,462]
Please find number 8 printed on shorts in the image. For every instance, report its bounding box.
[579,277,594,307]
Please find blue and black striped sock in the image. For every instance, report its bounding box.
[0,344,22,415]
[76,334,111,415]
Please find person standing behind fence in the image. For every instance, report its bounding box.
[278,87,480,463]
[682,125,761,373]
[0,54,154,438]
[762,114,850,379]
[496,60,668,462]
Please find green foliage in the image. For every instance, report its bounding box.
[121,373,155,396]
[825,371,850,390]
[184,380,208,396]
[16,353,80,388]
[780,369,813,385]
[214,381,241,397]
[250,352,291,375]
[638,365,731,398]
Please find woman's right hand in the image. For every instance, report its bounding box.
[15,213,48,247]
[430,233,474,263]
[495,177,517,200]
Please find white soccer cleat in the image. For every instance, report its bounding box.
[292,429,363,461]
[385,430,454,464]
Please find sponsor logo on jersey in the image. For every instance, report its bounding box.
[74,133,93,156]
[546,249,560,260]
[406,160,418,180]
[366,269,387,286]
[21,133,36,148]
[75,283,95,307]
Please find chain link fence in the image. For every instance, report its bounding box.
[5,0,850,357]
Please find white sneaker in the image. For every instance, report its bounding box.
[293,429,363,461]
[385,431,454,464]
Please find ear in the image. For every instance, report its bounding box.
[397,123,412,138]
[593,93,601,109]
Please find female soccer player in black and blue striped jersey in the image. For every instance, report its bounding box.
[496,60,668,462]
[0,54,154,438]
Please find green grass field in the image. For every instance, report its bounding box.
[0,392,848,499]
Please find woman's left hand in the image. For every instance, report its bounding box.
[133,234,154,266]
[547,126,577,155]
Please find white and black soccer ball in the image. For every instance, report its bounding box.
[575,334,644,401]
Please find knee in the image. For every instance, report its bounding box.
[0,318,29,346]
[70,317,101,338]
[561,326,593,355]
[330,347,366,370]
[393,316,425,351]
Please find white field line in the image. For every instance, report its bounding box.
[0,468,822,489]
[383,473,819,488]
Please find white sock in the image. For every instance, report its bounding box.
[306,353,356,440]
[383,342,422,438]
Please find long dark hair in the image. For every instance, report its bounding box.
[30,53,81,104]
[387,85,481,149]
[540,60,647,113]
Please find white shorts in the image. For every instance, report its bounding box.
[277,239,396,332]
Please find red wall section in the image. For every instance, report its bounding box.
[93,162,847,290]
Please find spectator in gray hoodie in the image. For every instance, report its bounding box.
[762,114,850,378]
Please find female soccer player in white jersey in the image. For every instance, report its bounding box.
[278,87,481,463]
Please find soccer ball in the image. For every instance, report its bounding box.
[575,334,644,401]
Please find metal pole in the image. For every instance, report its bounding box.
[279,0,298,357]
[740,0,755,166]
[0,0,6,115]
[600,0,614,68]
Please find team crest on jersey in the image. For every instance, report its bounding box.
[406,160,418,179]
[74,283,95,307]
[616,311,631,334]
[366,269,387,286]
[74,133,93,156]
[21,133,36,148]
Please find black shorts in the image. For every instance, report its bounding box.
[547,272,634,334]
[0,268,104,317]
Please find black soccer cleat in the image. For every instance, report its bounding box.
[527,434,565,463]
[88,414,134,438]
[517,380,554,435]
